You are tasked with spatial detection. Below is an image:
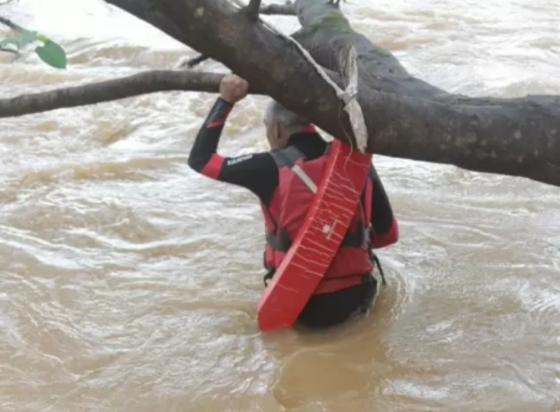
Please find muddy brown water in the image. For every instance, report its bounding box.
[1,0,559,411]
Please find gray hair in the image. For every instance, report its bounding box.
[264,100,309,134]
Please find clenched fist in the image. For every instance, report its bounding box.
[220,74,249,104]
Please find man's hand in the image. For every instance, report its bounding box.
[220,74,249,104]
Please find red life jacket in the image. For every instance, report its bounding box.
[262,142,375,295]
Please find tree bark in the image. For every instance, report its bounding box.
[2,0,559,187]
[102,0,559,187]
[292,0,560,185]
[246,0,262,20]
[0,71,230,117]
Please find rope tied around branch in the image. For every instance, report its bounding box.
[261,17,368,151]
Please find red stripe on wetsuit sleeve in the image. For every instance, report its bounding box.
[207,119,226,128]
[206,104,232,129]
[201,154,225,180]
[372,217,399,248]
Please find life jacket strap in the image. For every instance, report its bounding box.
[270,146,306,168]
[291,164,318,194]
[341,226,368,248]
[265,229,292,252]
[360,274,377,314]
[368,248,387,286]
[271,146,319,194]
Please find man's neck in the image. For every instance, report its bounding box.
[287,130,327,160]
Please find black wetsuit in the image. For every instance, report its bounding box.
[188,98,398,328]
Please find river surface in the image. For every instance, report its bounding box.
[1,1,559,411]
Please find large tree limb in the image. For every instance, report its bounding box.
[107,0,352,141]
[103,0,559,187]
[2,0,558,187]
[0,70,231,117]
[292,0,560,185]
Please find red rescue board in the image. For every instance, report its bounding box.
[257,141,372,331]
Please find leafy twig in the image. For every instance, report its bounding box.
[0,17,67,68]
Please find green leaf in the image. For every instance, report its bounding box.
[35,34,49,43]
[35,40,67,69]
[17,29,38,48]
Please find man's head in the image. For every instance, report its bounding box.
[264,101,310,150]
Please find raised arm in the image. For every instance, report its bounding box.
[187,74,279,204]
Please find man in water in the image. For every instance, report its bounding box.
[188,74,399,328]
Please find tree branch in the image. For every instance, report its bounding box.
[4,0,557,187]
[0,15,23,31]
[0,70,257,118]
[293,0,560,186]
[184,54,209,68]
[246,0,262,20]
[101,0,559,187]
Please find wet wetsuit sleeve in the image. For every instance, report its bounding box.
[188,98,278,205]
[370,165,399,248]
